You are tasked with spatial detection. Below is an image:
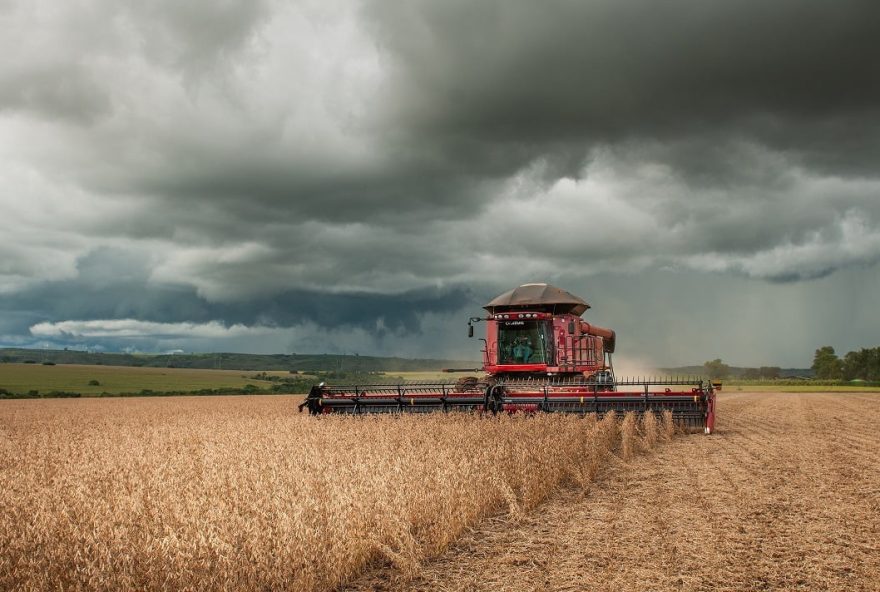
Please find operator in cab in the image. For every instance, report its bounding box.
[512,336,534,363]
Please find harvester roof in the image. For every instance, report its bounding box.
[484,283,590,316]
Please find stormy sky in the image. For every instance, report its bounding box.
[1,0,879,367]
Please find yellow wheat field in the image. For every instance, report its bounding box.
[351,392,880,592]
[0,396,668,591]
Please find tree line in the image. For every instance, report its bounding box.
[702,359,782,380]
[812,346,880,381]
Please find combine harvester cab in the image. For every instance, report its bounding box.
[299,283,717,433]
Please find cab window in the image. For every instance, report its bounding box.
[498,321,550,364]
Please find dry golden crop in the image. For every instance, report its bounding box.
[349,392,880,592]
[0,396,669,591]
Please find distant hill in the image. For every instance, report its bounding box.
[0,348,813,377]
[0,348,480,373]
[661,365,814,379]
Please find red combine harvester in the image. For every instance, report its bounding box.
[299,283,717,433]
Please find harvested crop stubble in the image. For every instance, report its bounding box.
[0,397,671,591]
[352,392,880,592]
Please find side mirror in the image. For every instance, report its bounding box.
[468,324,474,338]
[567,321,575,335]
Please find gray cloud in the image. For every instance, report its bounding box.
[1,248,471,329]
[365,0,880,171]
[1,0,879,365]
[0,63,111,123]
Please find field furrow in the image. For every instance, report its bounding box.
[347,392,880,591]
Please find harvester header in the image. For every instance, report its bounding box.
[300,283,717,433]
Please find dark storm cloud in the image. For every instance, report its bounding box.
[125,1,271,73]
[1,249,473,338]
[0,63,111,123]
[77,0,879,248]
[2,0,880,362]
[365,0,880,175]
[0,0,268,122]
[10,0,878,221]
[135,162,503,227]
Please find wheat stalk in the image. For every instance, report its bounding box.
[0,397,679,591]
